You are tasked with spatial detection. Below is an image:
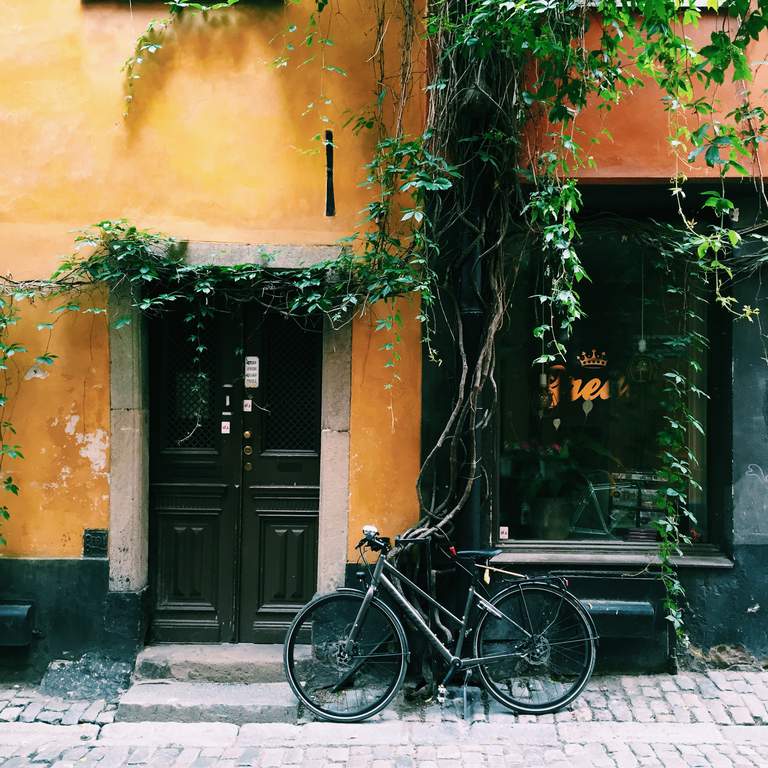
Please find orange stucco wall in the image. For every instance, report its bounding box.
[570,14,768,180]
[1,1,421,275]
[0,292,110,556]
[348,298,423,559]
[0,0,425,557]
[2,2,764,559]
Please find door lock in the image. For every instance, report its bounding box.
[243,445,253,456]
[243,430,252,439]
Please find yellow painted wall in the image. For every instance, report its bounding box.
[0,292,110,556]
[0,0,424,557]
[0,0,421,278]
[348,298,423,559]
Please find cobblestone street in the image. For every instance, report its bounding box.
[1,670,768,766]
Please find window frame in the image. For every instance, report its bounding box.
[490,211,732,565]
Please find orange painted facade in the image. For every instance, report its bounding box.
[0,0,424,558]
[0,292,110,557]
[572,13,768,180]
[348,298,423,559]
[0,1,761,561]
[1,1,419,275]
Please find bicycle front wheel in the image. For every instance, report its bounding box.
[475,583,596,714]
[283,591,408,723]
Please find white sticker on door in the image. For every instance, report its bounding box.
[244,356,259,389]
[243,399,253,412]
[220,421,231,434]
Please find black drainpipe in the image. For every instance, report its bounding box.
[457,241,485,551]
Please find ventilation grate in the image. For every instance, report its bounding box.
[165,318,216,449]
[263,316,321,452]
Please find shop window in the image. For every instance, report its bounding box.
[496,226,711,545]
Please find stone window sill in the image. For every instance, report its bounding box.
[492,542,733,569]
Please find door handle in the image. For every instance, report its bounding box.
[243,430,252,439]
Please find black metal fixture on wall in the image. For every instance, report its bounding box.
[325,130,335,217]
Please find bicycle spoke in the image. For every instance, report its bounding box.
[476,585,595,714]
[284,593,406,722]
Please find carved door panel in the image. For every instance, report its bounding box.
[149,309,242,642]
[149,304,321,643]
[238,308,322,643]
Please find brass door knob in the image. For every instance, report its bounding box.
[243,445,253,456]
[243,430,252,439]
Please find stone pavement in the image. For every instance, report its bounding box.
[1,670,768,766]
[0,689,115,727]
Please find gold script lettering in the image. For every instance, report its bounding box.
[571,377,609,401]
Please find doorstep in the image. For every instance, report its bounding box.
[116,681,299,725]
[133,644,311,684]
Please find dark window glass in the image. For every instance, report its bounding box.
[497,228,708,543]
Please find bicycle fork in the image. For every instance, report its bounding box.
[343,554,387,654]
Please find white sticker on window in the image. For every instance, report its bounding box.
[499,526,509,540]
[243,399,253,412]
[221,421,231,435]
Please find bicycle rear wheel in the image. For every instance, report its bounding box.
[475,583,596,714]
[283,591,408,723]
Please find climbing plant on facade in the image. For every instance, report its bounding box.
[4,0,768,649]
[346,0,768,645]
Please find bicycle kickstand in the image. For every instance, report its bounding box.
[462,669,473,721]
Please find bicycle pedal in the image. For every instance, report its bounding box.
[437,684,447,705]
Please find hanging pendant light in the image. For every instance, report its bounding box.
[629,253,656,384]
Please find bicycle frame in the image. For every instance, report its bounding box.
[345,549,534,686]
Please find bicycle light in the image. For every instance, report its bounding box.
[362,524,379,539]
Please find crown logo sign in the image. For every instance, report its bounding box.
[578,349,608,368]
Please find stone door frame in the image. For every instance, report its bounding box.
[106,243,351,607]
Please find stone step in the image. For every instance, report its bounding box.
[134,644,306,684]
[116,682,299,725]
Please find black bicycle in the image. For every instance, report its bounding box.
[283,525,598,723]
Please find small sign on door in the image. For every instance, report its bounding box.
[244,356,259,389]
[220,421,231,435]
[243,399,253,412]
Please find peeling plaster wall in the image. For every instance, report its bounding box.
[1,292,110,557]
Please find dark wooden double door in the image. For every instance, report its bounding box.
[149,305,322,643]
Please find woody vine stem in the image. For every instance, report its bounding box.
[3,0,768,651]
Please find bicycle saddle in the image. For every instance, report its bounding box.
[454,548,502,561]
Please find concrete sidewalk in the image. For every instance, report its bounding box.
[1,669,768,766]
[0,719,767,767]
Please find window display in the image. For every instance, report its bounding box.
[496,228,709,543]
